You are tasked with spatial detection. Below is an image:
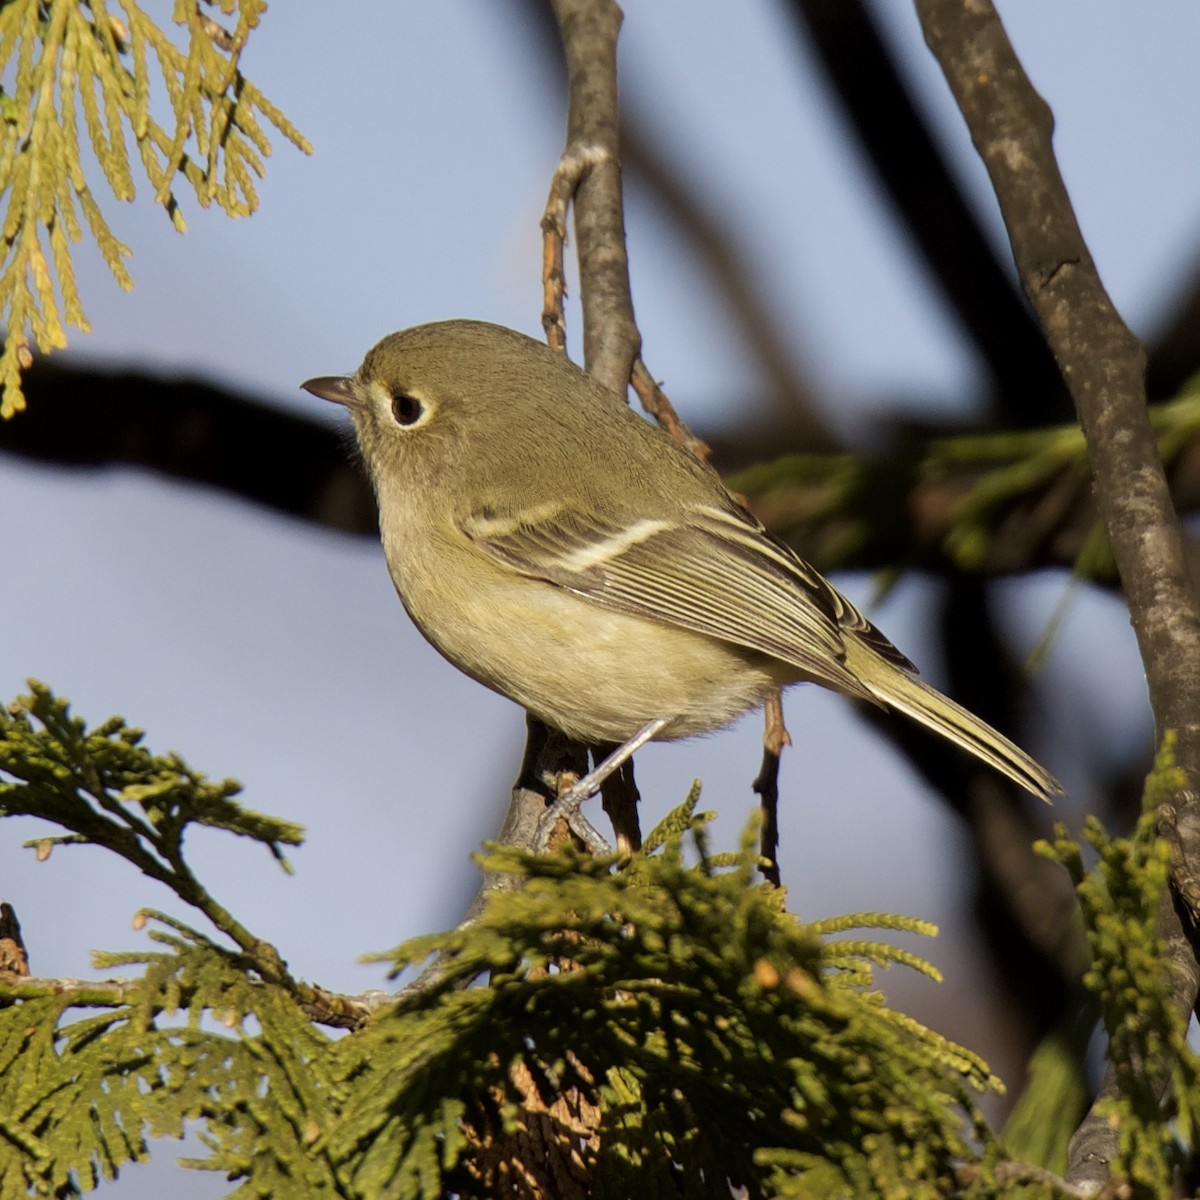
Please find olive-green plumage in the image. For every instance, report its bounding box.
[303,320,1062,801]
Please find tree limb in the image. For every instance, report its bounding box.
[916,0,1200,1186]
[5,357,1199,583]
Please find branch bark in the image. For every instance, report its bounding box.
[916,0,1200,1186]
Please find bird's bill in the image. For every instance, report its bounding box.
[301,375,359,408]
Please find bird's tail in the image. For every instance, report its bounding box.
[844,639,1063,802]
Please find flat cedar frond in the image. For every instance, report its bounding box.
[1,681,301,986]
[0,0,312,417]
[0,923,341,1197]
[0,681,303,873]
[0,757,1005,1197]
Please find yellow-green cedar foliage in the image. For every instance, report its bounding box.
[0,0,310,417]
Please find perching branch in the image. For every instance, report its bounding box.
[916,0,1200,1186]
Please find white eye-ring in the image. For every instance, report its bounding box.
[391,392,424,425]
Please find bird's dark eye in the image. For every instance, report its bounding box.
[391,392,424,426]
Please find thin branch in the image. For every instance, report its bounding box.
[752,690,792,888]
[521,0,836,447]
[540,141,609,353]
[629,357,711,460]
[916,0,1200,1186]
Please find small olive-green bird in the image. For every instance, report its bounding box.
[303,320,1061,801]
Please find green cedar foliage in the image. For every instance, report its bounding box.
[0,684,1195,1197]
[0,0,311,418]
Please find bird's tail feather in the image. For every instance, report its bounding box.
[845,640,1063,802]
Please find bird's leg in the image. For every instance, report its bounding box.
[537,717,670,851]
[752,689,791,887]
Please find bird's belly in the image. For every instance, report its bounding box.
[393,541,795,743]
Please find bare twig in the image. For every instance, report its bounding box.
[540,142,610,353]
[540,0,657,856]
[916,0,1200,1186]
[548,0,805,867]
[630,357,711,460]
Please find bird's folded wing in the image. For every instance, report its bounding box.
[461,500,914,698]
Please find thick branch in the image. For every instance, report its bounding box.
[0,356,374,533]
[916,2,1200,777]
[916,0,1200,1186]
[5,358,1199,584]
